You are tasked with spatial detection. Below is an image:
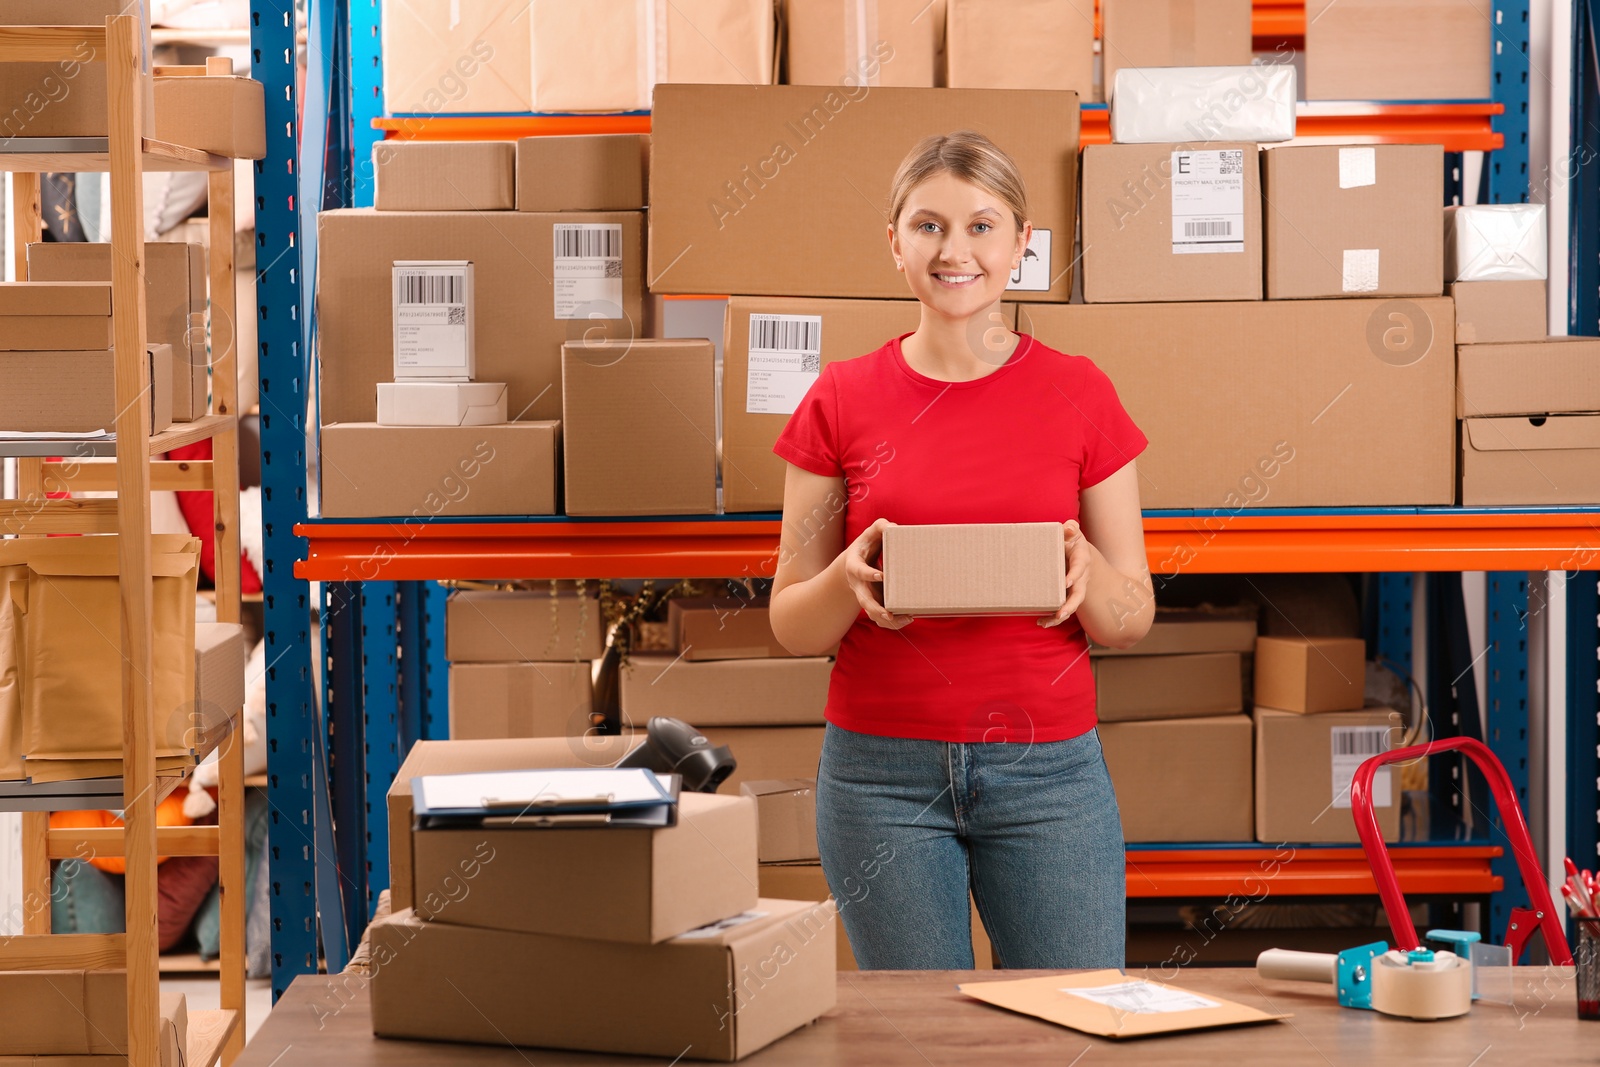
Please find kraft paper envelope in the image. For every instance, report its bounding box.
[959,969,1290,1039]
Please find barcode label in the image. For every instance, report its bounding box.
[393,262,472,376]
[1330,725,1392,809]
[553,224,624,321]
[398,273,464,305]
[1171,149,1245,256]
[747,313,824,415]
[1182,220,1233,237]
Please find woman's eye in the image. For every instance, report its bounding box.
[918,221,939,234]
[972,222,992,234]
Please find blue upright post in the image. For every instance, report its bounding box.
[348,0,385,207]
[1484,573,1531,941]
[360,582,400,918]
[421,581,451,740]
[1485,0,1531,205]
[322,582,362,965]
[397,581,425,752]
[1376,574,1415,680]
[1573,1,1600,336]
[1567,572,1600,933]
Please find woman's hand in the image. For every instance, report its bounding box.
[1039,519,1091,628]
[841,518,912,630]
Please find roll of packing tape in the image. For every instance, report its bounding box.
[1370,951,1472,1020]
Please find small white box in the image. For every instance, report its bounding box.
[1445,204,1548,282]
[376,382,508,427]
[392,260,475,380]
[1111,65,1297,144]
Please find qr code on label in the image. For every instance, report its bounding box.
[447,306,466,326]
[1217,150,1244,176]
[801,352,820,374]
[604,260,623,279]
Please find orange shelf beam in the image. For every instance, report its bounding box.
[374,114,651,141]
[1126,845,1503,899]
[295,511,1600,582]
[1254,0,1305,41]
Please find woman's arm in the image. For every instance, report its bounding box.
[769,463,909,656]
[1044,461,1154,649]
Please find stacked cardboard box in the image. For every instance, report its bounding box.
[0,980,186,1064]
[1305,0,1492,101]
[376,736,836,1058]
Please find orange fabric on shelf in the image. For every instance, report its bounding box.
[49,793,195,874]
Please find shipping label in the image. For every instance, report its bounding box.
[554,223,624,320]
[1330,725,1391,809]
[1170,149,1245,255]
[1006,228,1052,291]
[746,313,823,415]
[394,264,470,372]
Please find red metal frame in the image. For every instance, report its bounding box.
[1352,737,1573,965]
[1126,845,1502,899]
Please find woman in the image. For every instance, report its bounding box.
[768,131,1155,970]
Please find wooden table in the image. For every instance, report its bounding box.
[239,968,1594,1066]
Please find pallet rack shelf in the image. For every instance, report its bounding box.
[0,21,249,1067]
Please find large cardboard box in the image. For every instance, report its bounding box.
[0,974,185,1063]
[1081,142,1263,302]
[1100,0,1253,99]
[0,2,149,139]
[669,596,796,660]
[1255,635,1366,713]
[784,0,944,87]
[1460,415,1600,505]
[1018,299,1456,507]
[1254,705,1402,844]
[722,296,924,512]
[649,85,1079,301]
[1451,280,1547,344]
[698,726,826,796]
[881,522,1065,615]
[0,344,172,433]
[153,73,267,159]
[193,621,246,745]
[1098,716,1253,842]
[945,0,1095,97]
[742,779,819,862]
[620,655,832,727]
[28,242,209,422]
[448,661,595,739]
[516,134,647,211]
[1094,652,1243,721]
[446,590,607,662]
[380,0,531,114]
[561,339,716,516]
[1262,145,1444,300]
[1305,0,1492,101]
[1091,605,1257,657]
[411,791,759,943]
[371,898,836,1060]
[388,735,645,912]
[317,422,559,519]
[317,209,643,426]
[373,141,514,211]
[1456,338,1600,417]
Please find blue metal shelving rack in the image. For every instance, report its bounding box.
[254,0,1597,988]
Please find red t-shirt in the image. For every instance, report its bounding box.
[772,332,1148,743]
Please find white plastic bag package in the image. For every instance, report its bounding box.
[1111,64,1297,144]
[1445,204,1548,282]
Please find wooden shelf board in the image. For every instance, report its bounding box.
[0,136,229,173]
[187,1008,240,1067]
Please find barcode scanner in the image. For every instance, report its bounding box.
[617,716,737,793]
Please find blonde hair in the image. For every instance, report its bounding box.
[888,131,1029,231]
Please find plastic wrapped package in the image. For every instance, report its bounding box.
[1111,64,1296,144]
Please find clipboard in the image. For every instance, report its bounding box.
[413,769,681,830]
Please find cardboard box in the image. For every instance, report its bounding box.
[619,655,832,727]
[381,0,531,114]
[757,863,996,968]
[317,209,643,426]
[1451,280,1547,344]
[0,278,112,350]
[516,134,647,211]
[412,790,759,943]
[881,523,1064,615]
[1093,652,1243,721]
[446,590,608,663]
[1017,299,1456,507]
[1101,1,1253,99]
[0,974,185,1062]
[376,381,507,426]
[1254,636,1366,714]
[373,141,515,211]
[0,344,172,433]
[1262,145,1444,299]
[193,621,246,747]
[317,421,559,518]
[1098,716,1253,842]
[27,243,209,422]
[697,726,825,796]
[1305,0,1492,101]
[528,0,776,112]
[561,339,716,516]
[1446,203,1549,282]
[0,2,150,139]
[741,779,818,862]
[1091,605,1257,657]
[448,661,595,739]
[0,281,110,317]
[1254,705,1402,844]
[1081,142,1263,302]
[1456,338,1600,417]
[388,735,646,912]
[784,0,944,87]
[649,85,1079,301]
[669,596,795,660]
[945,0,1095,96]
[1460,415,1600,505]
[370,898,836,1061]
[153,74,267,159]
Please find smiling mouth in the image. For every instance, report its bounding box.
[933,271,981,287]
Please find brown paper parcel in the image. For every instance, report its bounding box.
[960,969,1288,1038]
[9,535,199,764]
[0,564,23,781]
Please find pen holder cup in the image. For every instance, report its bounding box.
[1579,918,1600,1021]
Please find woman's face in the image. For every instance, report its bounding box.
[889,171,1031,319]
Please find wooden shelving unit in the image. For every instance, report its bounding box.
[0,21,248,1067]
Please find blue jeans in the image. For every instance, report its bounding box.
[816,722,1126,970]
